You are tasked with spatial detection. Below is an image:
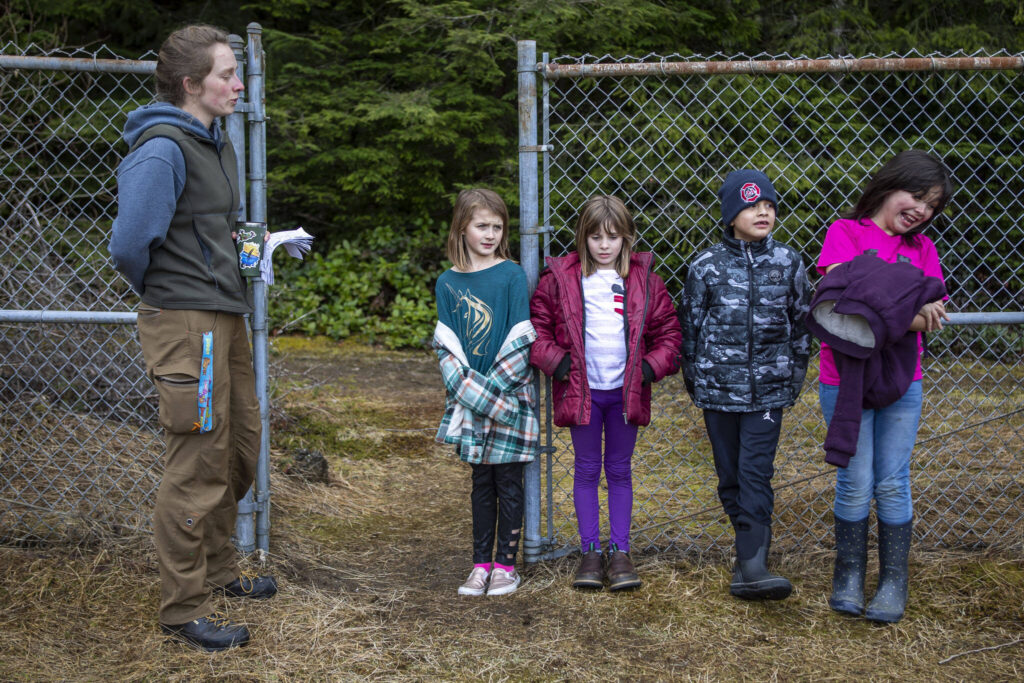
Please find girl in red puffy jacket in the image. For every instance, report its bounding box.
[529,195,682,591]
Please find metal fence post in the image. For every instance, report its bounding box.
[228,32,257,554]
[245,23,271,556]
[517,40,543,562]
[227,33,248,221]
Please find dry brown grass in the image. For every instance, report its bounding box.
[1,338,1022,681]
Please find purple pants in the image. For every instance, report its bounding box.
[569,387,639,552]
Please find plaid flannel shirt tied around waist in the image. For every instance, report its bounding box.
[433,319,538,465]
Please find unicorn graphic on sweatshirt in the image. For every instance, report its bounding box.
[446,283,493,358]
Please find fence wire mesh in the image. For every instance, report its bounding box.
[533,50,1024,557]
[0,44,156,312]
[1,44,168,542]
[0,323,160,540]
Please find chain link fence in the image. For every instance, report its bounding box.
[0,31,269,547]
[0,43,160,542]
[517,46,1024,559]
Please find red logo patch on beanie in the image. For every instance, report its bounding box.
[740,183,761,203]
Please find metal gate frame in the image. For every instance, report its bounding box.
[0,24,271,554]
[516,41,1024,562]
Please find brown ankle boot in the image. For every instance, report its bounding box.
[606,543,641,591]
[572,543,604,589]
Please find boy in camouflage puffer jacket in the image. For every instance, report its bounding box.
[681,169,811,601]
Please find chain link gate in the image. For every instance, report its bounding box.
[0,25,271,552]
[517,43,1024,561]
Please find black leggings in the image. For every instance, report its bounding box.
[470,462,524,566]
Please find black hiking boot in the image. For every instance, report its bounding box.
[215,569,280,602]
[161,612,250,652]
[214,570,278,600]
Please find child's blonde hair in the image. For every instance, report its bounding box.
[575,195,636,278]
[446,188,512,270]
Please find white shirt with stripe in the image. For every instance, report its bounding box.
[582,269,627,390]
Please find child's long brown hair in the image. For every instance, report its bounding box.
[575,195,636,278]
[446,188,512,271]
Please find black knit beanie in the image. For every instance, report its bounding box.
[718,169,778,226]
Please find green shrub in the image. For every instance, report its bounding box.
[268,219,447,349]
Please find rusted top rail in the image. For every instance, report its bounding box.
[0,54,155,74]
[542,56,1024,79]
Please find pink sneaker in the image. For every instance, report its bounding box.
[485,567,520,596]
[457,566,490,596]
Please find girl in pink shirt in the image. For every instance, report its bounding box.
[816,150,952,624]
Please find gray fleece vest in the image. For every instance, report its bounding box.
[134,124,252,314]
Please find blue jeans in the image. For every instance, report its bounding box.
[818,381,922,525]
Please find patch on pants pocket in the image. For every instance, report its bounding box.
[155,358,201,434]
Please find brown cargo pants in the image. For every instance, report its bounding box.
[137,305,260,625]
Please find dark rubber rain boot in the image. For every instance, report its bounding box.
[865,520,912,624]
[829,515,868,617]
[730,519,792,600]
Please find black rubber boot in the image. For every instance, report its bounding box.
[829,515,868,616]
[730,519,792,600]
[865,519,912,623]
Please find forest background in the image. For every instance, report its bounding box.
[4,0,1023,347]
